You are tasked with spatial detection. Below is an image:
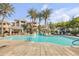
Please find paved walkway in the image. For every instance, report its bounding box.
[0,40,79,56]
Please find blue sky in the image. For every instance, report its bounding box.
[7,3,79,23]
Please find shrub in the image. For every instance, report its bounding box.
[70,30,79,36]
[50,30,56,34]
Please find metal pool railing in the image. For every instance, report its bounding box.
[72,39,79,46]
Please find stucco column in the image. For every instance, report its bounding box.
[19,21,21,27]
[9,27,12,35]
[22,28,23,33]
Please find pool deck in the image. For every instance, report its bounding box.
[0,40,79,56]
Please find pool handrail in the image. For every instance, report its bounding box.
[72,39,79,45]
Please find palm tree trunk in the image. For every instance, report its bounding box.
[34,18,36,23]
[45,19,47,27]
[1,15,5,36]
[31,18,34,34]
[32,18,35,23]
[32,18,36,34]
[38,19,41,33]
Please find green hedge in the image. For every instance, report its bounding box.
[70,30,79,35]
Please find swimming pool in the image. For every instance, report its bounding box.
[0,35,79,46]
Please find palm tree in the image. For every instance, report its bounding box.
[37,12,43,33]
[48,22,55,34]
[27,8,38,34]
[22,24,27,32]
[42,8,51,26]
[27,8,37,23]
[0,3,14,36]
[22,23,32,34]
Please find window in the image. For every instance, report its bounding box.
[3,28,5,30]
[0,23,1,25]
[3,23,6,25]
[21,21,25,23]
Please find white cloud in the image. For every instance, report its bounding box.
[67,7,79,16]
[41,4,49,10]
[41,5,79,23]
[49,7,79,23]
[49,8,70,23]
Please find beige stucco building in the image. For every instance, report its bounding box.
[0,19,39,35]
[0,19,27,35]
[10,19,27,35]
[0,20,10,34]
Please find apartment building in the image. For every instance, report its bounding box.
[12,19,27,27]
[11,19,27,34]
[0,20,10,34]
[0,19,39,35]
[0,19,27,35]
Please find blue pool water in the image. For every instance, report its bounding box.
[0,35,79,46]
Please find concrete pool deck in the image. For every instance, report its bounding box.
[0,40,79,56]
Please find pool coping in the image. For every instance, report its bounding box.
[1,34,79,38]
